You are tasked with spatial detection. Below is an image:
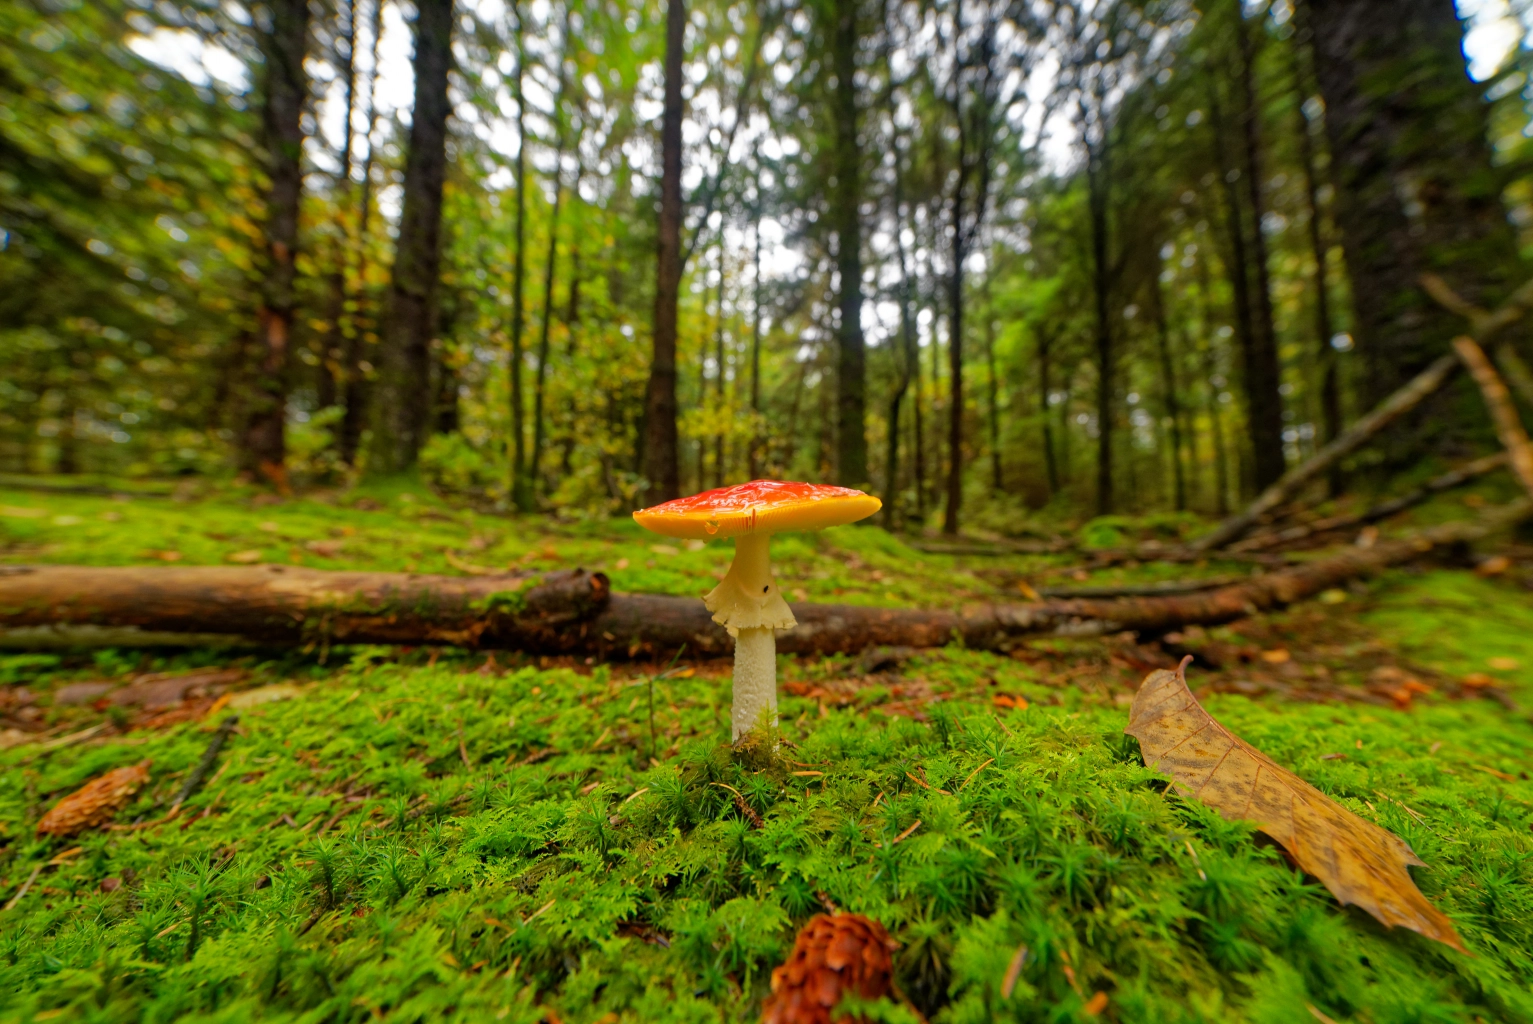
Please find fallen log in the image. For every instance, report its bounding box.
[1230,452,1508,553]
[1,501,1526,656]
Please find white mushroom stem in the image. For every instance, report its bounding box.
[703,531,796,743]
[731,627,778,741]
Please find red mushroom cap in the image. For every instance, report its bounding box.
[632,480,881,540]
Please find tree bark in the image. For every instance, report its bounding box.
[1289,31,1342,494]
[1234,15,1287,490]
[1085,111,1113,515]
[1036,327,1059,496]
[338,0,384,466]
[831,0,868,489]
[1301,0,1523,433]
[531,22,572,502]
[5,503,1524,654]
[509,4,531,510]
[368,0,453,474]
[1150,258,1186,511]
[242,0,309,489]
[641,0,685,505]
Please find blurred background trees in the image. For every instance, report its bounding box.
[5,0,1533,532]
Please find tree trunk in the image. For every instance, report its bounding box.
[641,0,685,505]
[1037,327,1059,496]
[1289,31,1342,494]
[985,287,1002,491]
[368,0,452,475]
[338,0,383,466]
[531,27,571,502]
[750,188,763,480]
[713,242,726,488]
[1302,0,1523,438]
[318,0,360,419]
[1150,256,1187,510]
[831,0,867,489]
[242,0,309,489]
[509,5,531,510]
[1086,123,1113,516]
[1234,16,1287,490]
[885,127,915,529]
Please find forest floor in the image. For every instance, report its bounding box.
[1,477,1532,1023]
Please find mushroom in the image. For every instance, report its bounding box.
[633,480,881,742]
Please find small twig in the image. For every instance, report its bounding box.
[958,758,995,792]
[169,716,238,818]
[2,864,44,912]
[890,819,922,845]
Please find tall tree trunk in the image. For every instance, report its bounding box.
[1234,16,1287,491]
[831,0,867,488]
[318,0,359,418]
[1085,122,1113,516]
[530,25,571,502]
[1289,31,1342,494]
[641,0,685,504]
[509,5,531,510]
[885,132,916,529]
[1301,0,1521,450]
[1036,327,1059,497]
[713,242,726,488]
[1207,83,1260,500]
[368,0,452,475]
[750,187,763,480]
[984,285,1001,491]
[1150,254,1187,510]
[338,0,383,466]
[945,177,966,534]
[242,0,309,489]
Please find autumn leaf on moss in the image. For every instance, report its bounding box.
[1125,658,1466,953]
[36,761,151,837]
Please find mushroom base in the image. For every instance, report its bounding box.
[731,626,778,742]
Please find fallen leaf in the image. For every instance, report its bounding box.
[1487,656,1520,671]
[36,762,151,837]
[1473,764,1516,781]
[613,558,629,570]
[1126,659,1466,952]
[1260,648,1291,664]
[761,913,896,1024]
[1462,673,1496,690]
[1083,991,1109,1016]
[226,549,264,564]
[992,693,1029,710]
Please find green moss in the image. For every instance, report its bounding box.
[1,484,1532,1022]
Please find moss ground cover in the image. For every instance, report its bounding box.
[2,483,1533,1022]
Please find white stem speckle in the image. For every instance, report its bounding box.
[731,626,777,742]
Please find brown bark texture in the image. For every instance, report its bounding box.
[242,0,309,486]
[831,0,868,490]
[1302,0,1524,445]
[3,501,1524,655]
[641,0,686,505]
[369,0,453,473]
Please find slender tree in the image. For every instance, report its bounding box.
[338,0,384,465]
[1233,12,1285,490]
[530,15,573,499]
[241,0,309,488]
[830,0,868,488]
[368,0,453,474]
[318,0,360,416]
[509,3,531,509]
[641,0,685,504]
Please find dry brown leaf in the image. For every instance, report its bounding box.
[1125,659,1466,953]
[761,913,896,1024]
[36,761,151,837]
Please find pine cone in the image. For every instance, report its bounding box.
[762,913,897,1024]
[36,761,151,837]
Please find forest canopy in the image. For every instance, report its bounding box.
[5,0,1533,532]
